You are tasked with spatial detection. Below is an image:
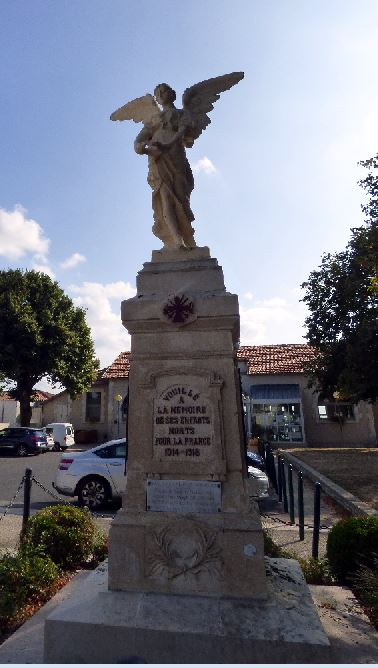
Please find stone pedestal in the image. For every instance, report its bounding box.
[44,559,331,664]
[108,247,267,598]
[44,246,331,663]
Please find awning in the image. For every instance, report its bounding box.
[249,384,301,400]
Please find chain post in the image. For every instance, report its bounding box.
[269,448,278,493]
[265,445,271,480]
[312,482,321,559]
[22,468,32,528]
[298,470,305,541]
[277,455,283,501]
[281,458,288,513]
[288,464,295,524]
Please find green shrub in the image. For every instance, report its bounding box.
[327,516,378,582]
[351,556,378,629]
[0,545,59,623]
[297,557,335,585]
[22,505,107,570]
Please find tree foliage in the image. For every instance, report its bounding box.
[301,154,378,403]
[0,270,98,425]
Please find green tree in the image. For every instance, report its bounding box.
[301,154,378,403]
[0,270,99,425]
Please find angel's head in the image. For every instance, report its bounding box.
[154,83,176,106]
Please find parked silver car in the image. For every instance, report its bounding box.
[248,466,269,498]
[53,438,127,508]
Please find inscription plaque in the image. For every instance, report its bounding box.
[146,479,221,514]
[153,383,214,462]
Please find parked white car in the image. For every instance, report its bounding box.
[248,466,269,498]
[44,423,75,451]
[53,438,127,508]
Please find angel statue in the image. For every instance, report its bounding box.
[110,72,244,250]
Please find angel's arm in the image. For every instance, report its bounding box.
[134,124,162,158]
[134,125,152,154]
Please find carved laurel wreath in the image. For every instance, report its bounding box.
[147,518,222,581]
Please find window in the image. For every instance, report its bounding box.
[85,392,101,422]
[318,403,356,422]
[95,442,127,459]
[252,402,304,443]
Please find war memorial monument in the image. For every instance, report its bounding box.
[44,73,330,663]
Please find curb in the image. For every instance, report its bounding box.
[281,452,378,518]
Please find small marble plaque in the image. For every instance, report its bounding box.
[146,479,221,514]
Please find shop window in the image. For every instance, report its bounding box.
[251,401,304,443]
[86,392,101,422]
[318,403,355,422]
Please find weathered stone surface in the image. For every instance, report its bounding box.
[44,559,331,664]
[109,509,267,598]
[109,249,267,598]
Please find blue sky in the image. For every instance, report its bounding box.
[1,0,377,383]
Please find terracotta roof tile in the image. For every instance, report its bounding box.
[0,390,53,402]
[33,390,54,401]
[237,344,315,374]
[103,346,315,379]
[101,352,131,379]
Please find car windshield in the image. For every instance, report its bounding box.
[66,427,73,435]
[46,428,53,435]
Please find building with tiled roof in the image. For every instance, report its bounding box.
[1,388,54,427]
[41,344,377,448]
[237,344,316,375]
[100,352,131,379]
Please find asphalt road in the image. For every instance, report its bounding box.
[0,446,120,516]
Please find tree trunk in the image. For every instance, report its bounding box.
[18,386,33,427]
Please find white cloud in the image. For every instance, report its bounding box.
[239,296,308,345]
[244,291,253,301]
[31,262,55,279]
[0,205,50,260]
[60,252,86,270]
[69,281,137,367]
[193,156,217,175]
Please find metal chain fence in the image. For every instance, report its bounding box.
[0,474,26,524]
[30,474,117,519]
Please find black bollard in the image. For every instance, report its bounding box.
[23,468,32,528]
[267,447,272,482]
[312,482,321,559]
[277,455,283,501]
[298,471,305,541]
[288,464,295,524]
[281,459,288,513]
[269,449,278,493]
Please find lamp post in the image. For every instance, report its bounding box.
[114,394,123,437]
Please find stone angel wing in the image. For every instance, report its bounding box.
[182,72,244,140]
[110,94,159,124]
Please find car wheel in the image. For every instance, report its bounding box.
[53,442,60,451]
[16,444,28,457]
[77,477,110,509]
